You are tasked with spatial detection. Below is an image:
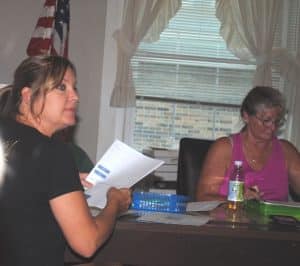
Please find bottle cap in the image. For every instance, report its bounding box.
[234,160,243,167]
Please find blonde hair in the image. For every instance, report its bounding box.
[240,86,286,118]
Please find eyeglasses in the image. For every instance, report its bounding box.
[254,115,285,128]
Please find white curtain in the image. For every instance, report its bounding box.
[275,49,300,147]
[110,0,181,107]
[216,0,300,148]
[216,0,282,86]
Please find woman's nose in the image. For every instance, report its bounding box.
[70,88,79,102]
[269,122,277,131]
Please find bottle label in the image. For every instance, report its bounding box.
[228,180,244,202]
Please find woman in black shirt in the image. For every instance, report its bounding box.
[0,55,131,265]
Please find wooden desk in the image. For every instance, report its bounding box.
[65,206,300,265]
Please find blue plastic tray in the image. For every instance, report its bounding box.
[130,191,190,213]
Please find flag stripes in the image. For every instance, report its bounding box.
[26,0,69,57]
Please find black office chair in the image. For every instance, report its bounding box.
[176,137,213,200]
[289,186,300,202]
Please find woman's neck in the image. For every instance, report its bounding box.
[241,131,272,150]
[241,131,273,169]
[16,114,53,137]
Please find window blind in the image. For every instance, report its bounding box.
[131,0,299,150]
[132,0,256,105]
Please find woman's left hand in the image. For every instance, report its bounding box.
[79,172,93,189]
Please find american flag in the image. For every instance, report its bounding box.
[26,0,70,57]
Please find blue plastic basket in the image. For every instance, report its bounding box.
[130,191,190,213]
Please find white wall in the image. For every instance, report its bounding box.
[0,0,108,163]
[0,1,41,82]
[96,0,128,158]
[70,0,107,163]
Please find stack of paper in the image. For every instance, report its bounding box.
[143,148,178,181]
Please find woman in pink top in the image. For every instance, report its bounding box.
[196,86,300,202]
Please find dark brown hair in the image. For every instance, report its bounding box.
[0,55,76,119]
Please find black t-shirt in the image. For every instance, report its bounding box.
[0,118,83,266]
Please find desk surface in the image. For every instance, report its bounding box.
[65,205,300,266]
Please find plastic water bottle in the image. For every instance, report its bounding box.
[227,160,244,211]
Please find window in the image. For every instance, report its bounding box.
[131,0,297,151]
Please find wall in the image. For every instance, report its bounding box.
[0,0,107,162]
[96,0,127,158]
[70,0,107,163]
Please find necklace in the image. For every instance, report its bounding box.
[243,139,272,169]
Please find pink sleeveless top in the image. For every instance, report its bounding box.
[219,133,288,201]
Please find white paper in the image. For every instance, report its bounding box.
[85,140,164,208]
[85,183,112,209]
[262,200,300,208]
[186,201,225,212]
[137,212,210,226]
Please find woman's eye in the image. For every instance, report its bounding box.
[57,84,66,91]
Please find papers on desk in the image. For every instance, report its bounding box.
[137,212,210,226]
[186,201,225,212]
[85,140,164,208]
[136,201,224,226]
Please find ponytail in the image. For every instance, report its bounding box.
[0,85,15,118]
